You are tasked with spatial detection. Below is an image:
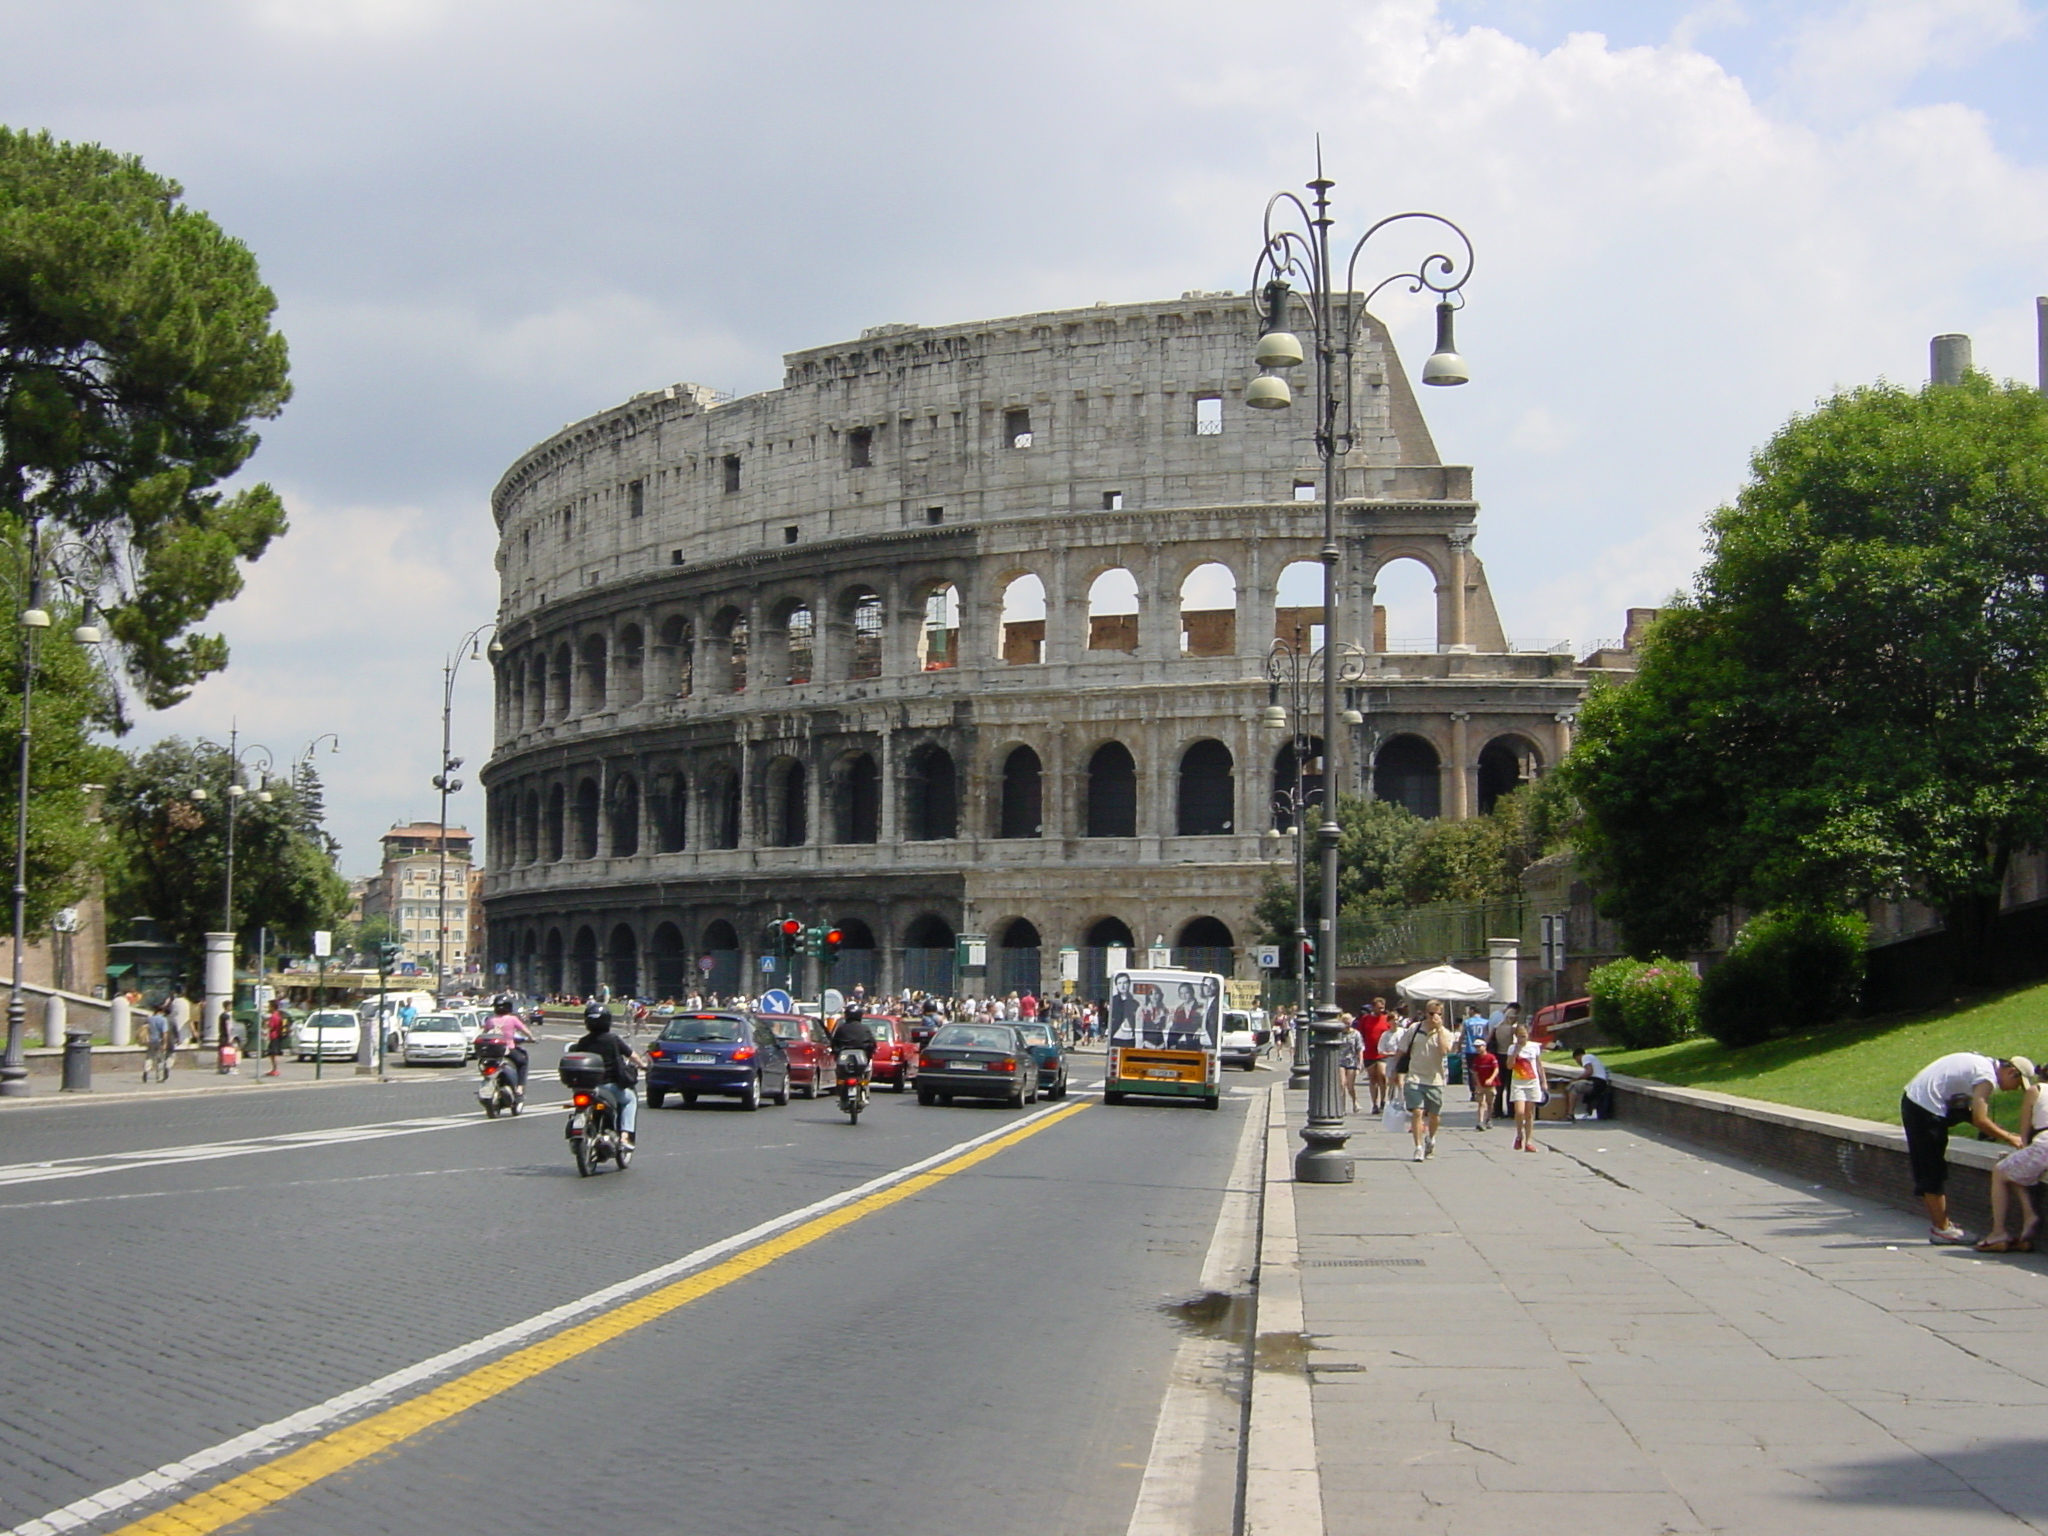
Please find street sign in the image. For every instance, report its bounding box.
[698,955,714,977]
[760,988,794,1014]
[760,955,778,973]
[493,961,508,975]
[1255,944,1282,970]
[312,930,332,959]
[822,988,844,1016]
[958,936,987,970]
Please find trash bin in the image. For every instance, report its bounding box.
[61,1029,93,1093]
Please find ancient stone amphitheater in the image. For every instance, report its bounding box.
[480,294,1637,1002]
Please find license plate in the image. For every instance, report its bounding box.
[1146,1068,1182,1079]
[678,1054,716,1065]
[949,1060,987,1070]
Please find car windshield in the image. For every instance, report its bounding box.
[1015,1024,1052,1046]
[931,1026,1014,1051]
[766,1019,810,1041]
[412,1015,462,1031]
[662,1016,747,1043]
[305,1014,356,1030]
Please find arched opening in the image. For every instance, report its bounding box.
[571,926,599,997]
[1179,562,1237,656]
[1080,915,1136,1001]
[550,643,573,719]
[705,766,741,849]
[1477,735,1542,815]
[1272,737,1325,831]
[578,634,608,713]
[700,919,740,996]
[1087,568,1139,653]
[648,921,687,999]
[918,582,959,671]
[615,625,644,706]
[608,772,640,857]
[708,607,748,694]
[1177,739,1235,836]
[764,756,807,847]
[995,917,1041,998]
[769,598,813,686]
[833,752,880,844]
[573,778,600,859]
[837,587,883,680]
[1175,916,1235,976]
[904,743,958,840]
[526,651,545,726]
[545,784,566,862]
[543,928,564,995]
[508,657,527,733]
[657,615,694,698]
[1372,557,1439,653]
[650,770,687,852]
[519,928,539,997]
[1274,560,1324,651]
[829,917,878,993]
[1085,741,1137,837]
[519,788,540,865]
[998,573,1046,665]
[902,913,957,995]
[606,924,638,998]
[997,745,1042,839]
[1375,735,1442,819]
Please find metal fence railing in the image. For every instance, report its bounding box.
[1341,897,1531,968]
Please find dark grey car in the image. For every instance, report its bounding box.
[914,1023,1037,1108]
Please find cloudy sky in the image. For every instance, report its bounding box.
[5,0,2045,871]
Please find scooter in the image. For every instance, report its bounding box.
[835,1048,871,1125]
[476,1040,522,1118]
[559,1051,633,1175]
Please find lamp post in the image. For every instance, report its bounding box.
[1246,155,1474,1182]
[1263,628,1317,1089]
[192,730,275,1063]
[436,626,502,996]
[0,521,106,1098]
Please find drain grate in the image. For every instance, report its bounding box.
[1302,1258,1426,1268]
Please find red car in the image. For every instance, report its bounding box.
[864,1015,919,1092]
[759,1013,834,1098]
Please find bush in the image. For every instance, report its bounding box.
[1698,909,1867,1048]
[1586,957,1699,1048]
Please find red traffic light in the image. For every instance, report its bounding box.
[780,918,802,938]
[824,928,843,948]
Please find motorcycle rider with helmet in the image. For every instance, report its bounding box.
[825,1004,877,1091]
[475,996,535,1097]
[569,1003,645,1146]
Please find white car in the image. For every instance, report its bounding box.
[293,1010,364,1062]
[401,1013,474,1066]
[1219,1008,1269,1070]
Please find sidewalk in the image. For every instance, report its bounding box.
[0,1049,450,1106]
[1271,1088,2048,1534]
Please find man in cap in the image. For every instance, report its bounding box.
[1900,1051,2028,1243]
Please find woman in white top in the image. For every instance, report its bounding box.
[1979,1057,2045,1253]
[1507,1024,1547,1153]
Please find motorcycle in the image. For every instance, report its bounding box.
[476,1040,522,1118]
[559,1051,634,1176]
[835,1048,871,1125]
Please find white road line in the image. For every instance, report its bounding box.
[5,1098,1082,1536]
[1125,1089,1265,1536]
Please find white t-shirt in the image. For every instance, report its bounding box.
[1580,1052,1609,1081]
[1905,1053,1998,1117]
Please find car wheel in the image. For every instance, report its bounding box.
[1050,1073,1067,1101]
[917,1087,936,1106]
[940,1093,954,1105]
[1006,1082,1026,1109]
[647,1088,667,1109]
[682,1092,698,1106]
[1104,1090,1126,1105]
[772,1074,790,1107]
[893,1069,909,1094]
[740,1074,761,1111]
[797,1077,815,1100]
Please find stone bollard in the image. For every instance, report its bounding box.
[61,1028,92,1092]
[110,994,132,1046]
[43,992,66,1049]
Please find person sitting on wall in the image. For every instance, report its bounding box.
[1901,1052,2027,1245]
[1566,1046,1611,1120]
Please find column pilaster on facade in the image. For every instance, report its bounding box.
[1449,712,1472,821]
[1444,531,1471,649]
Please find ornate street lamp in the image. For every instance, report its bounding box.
[191,730,275,1062]
[436,626,502,994]
[1246,155,1474,1182]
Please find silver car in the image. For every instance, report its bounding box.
[400,1013,472,1066]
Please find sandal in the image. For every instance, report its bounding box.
[1930,1226,1971,1245]
[1975,1237,2017,1253]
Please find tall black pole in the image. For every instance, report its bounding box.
[1,519,41,1097]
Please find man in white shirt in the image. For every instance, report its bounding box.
[1566,1047,1610,1120]
[1901,1052,2026,1243]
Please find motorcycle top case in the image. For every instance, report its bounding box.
[558,1052,608,1090]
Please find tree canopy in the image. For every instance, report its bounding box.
[0,127,291,713]
[1565,374,2048,976]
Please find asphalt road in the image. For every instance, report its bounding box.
[0,1042,1262,1535]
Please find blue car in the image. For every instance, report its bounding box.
[645,1011,790,1111]
[1014,1020,1068,1100]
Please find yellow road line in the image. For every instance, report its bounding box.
[113,1100,1090,1535]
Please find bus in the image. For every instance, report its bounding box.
[1100,968,1224,1110]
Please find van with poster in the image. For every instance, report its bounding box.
[1101,968,1224,1110]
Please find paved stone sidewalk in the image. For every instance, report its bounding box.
[1287,1096,2048,1534]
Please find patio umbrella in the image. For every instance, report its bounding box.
[1394,964,1495,1004]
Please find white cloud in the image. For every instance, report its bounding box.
[1778,0,2034,121]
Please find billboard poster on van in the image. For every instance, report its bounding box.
[1105,970,1223,1052]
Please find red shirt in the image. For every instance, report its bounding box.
[1470,1050,1500,1088]
[1362,1013,1395,1062]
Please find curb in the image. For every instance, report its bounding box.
[1241,1085,1323,1536]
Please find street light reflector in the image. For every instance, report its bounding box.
[72,602,102,645]
[1260,703,1288,729]
[1255,331,1304,369]
[1341,707,1364,726]
[227,783,246,800]
[19,609,49,630]
[1245,374,1292,411]
[1421,302,1469,387]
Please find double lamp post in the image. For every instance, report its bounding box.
[1244,160,1474,1182]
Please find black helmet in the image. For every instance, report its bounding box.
[584,1002,613,1032]
[494,995,514,1013]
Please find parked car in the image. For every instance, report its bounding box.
[864,1014,919,1092]
[1013,1020,1068,1098]
[760,1012,834,1098]
[292,1010,363,1062]
[915,1023,1037,1108]
[645,1011,791,1111]
[1219,1008,1269,1070]
[1530,997,1592,1046]
[400,1013,473,1066]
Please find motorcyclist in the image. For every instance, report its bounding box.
[569,1003,644,1146]
[826,1004,877,1089]
[476,995,534,1097]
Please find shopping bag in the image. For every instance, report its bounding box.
[1383,1099,1407,1134]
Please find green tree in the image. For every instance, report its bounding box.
[1565,374,2048,977]
[102,738,349,961]
[0,128,291,712]
[1256,796,1430,961]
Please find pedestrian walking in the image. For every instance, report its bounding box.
[144,1001,173,1082]
[1509,1022,1548,1151]
[1901,1051,2026,1243]
[1360,996,1393,1113]
[1470,1041,1501,1130]
[1488,1003,1521,1122]
[1403,1000,1457,1161]
[1338,1019,1362,1113]
[1459,1005,1490,1101]
[1978,1057,2046,1254]
[263,1001,289,1076]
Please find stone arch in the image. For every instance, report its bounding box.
[606,923,638,997]
[1375,734,1442,819]
[526,649,546,725]
[903,742,958,840]
[902,912,957,995]
[1085,741,1138,837]
[703,764,741,849]
[997,571,1046,665]
[608,771,640,857]
[1274,559,1324,650]
[994,917,1042,997]
[701,918,740,996]
[545,783,566,862]
[766,596,814,686]
[830,751,880,844]
[917,581,960,671]
[615,624,644,706]
[657,614,694,698]
[573,777,600,859]
[1086,567,1139,653]
[764,755,807,846]
[550,642,573,719]
[571,925,599,996]
[1371,555,1440,653]
[830,916,879,992]
[577,633,608,713]
[508,655,527,732]
[519,927,539,995]
[996,744,1042,839]
[650,768,687,852]
[1178,561,1237,656]
[1080,914,1136,1001]
[707,605,748,694]
[1176,739,1235,836]
[1174,916,1235,977]
[1272,736,1325,831]
[543,927,564,995]
[1477,733,1544,815]
[648,921,687,998]
[834,585,884,681]
[519,787,540,865]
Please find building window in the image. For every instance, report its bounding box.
[849,426,873,469]
[1293,480,1316,502]
[1194,395,1223,435]
[562,505,574,541]
[926,506,944,525]
[1004,407,1032,449]
[784,526,799,544]
[1102,491,1124,511]
[628,479,645,517]
[671,549,685,565]
[723,454,741,493]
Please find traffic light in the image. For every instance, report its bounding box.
[780,917,802,948]
[377,940,402,971]
[821,926,843,965]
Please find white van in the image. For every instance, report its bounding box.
[1219,1007,1270,1070]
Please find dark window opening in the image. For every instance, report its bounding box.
[1004,407,1032,448]
[1086,742,1138,838]
[998,746,1042,839]
[671,549,685,565]
[628,480,645,517]
[1374,735,1441,820]
[723,454,741,493]
[926,506,944,525]
[849,426,873,468]
[836,754,880,844]
[784,526,799,544]
[1177,740,1235,835]
[1102,491,1124,511]
[905,744,959,840]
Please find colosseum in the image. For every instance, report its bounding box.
[479,293,1640,1003]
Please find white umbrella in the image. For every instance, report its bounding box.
[1394,964,1495,1004]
